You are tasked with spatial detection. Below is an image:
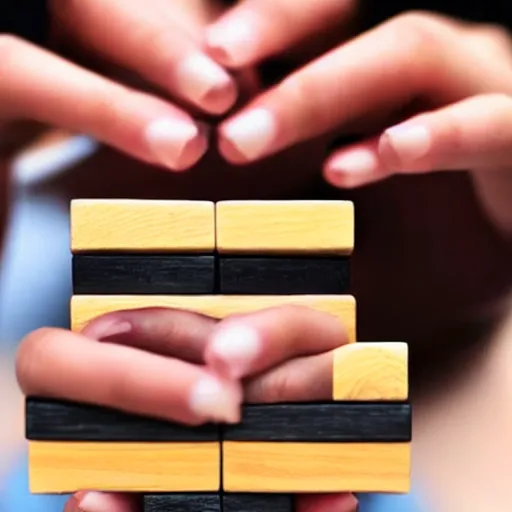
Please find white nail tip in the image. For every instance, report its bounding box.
[210,325,261,376]
[176,54,232,101]
[223,109,276,159]
[146,119,200,168]
[189,377,241,423]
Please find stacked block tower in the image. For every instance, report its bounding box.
[26,199,411,511]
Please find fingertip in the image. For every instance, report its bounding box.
[205,324,262,380]
[296,493,359,512]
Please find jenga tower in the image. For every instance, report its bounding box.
[25,199,411,511]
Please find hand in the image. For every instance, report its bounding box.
[208,8,512,232]
[16,306,358,512]
[0,0,241,172]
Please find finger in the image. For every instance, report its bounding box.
[16,327,241,424]
[216,13,457,163]
[81,307,217,363]
[204,305,348,380]
[204,0,355,68]
[323,93,512,188]
[244,351,333,402]
[65,492,139,512]
[0,36,208,171]
[55,0,237,114]
[296,493,359,512]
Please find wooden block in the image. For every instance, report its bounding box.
[216,201,354,255]
[28,441,220,493]
[219,257,350,294]
[223,442,410,493]
[71,199,215,252]
[333,343,408,401]
[222,403,411,442]
[72,254,215,294]
[144,494,220,512]
[223,494,293,512]
[71,295,357,342]
[26,397,219,441]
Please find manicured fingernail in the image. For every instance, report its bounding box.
[328,148,379,175]
[205,19,256,66]
[384,124,431,162]
[76,491,107,512]
[208,325,261,379]
[146,119,208,171]
[175,53,237,113]
[222,108,276,160]
[82,318,132,340]
[189,376,242,423]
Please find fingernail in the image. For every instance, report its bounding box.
[384,124,431,162]
[328,148,379,175]
[208,325,261,379]
[222,108,276,160]
[76,491,106,512]
[189,375,242,423]
[175,53,237,113]
[146,119,208,171]
[82,317,132,341]
[205,19,256,66]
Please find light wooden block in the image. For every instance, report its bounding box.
[333,343,408,401]
[216,201,354,254]
[71,295,357,341]
[28,441,219,493]
[223,442,410,493]
[70,200,215,252]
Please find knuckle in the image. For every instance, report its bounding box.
[390,11,442,51]
[254,370,304,403]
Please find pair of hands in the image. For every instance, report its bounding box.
[17,305,359,512]
[2,0,512,234]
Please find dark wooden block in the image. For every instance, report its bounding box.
[223,494,294,512]
[219,256,350,294]
[144,493,220,512]
[72,254,215,294]
[26,397,219,441]
[222,403,411,442]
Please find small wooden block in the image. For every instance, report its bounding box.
[144,494,220,512]
[26,397,219,441]
[222,442,410,493]
[72,254,215,294]
[333,343,409,401]
[71,295,357,342]
[219,257,350,295]
[28,441,220,493]
[222,403,411,442]
[216,201,354,255]
[71,200,215,252]
[223,494,294,512]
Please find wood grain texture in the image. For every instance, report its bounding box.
[216,201,354,255]
[72,254,215,294]
[223,442,410,493]
[26,397,219,441]
[333,343,408,401]
[71,295,357,342]
[144,494,220,512]
[28,441,220,493]
[222,403,411,442]
[71,199,215,252]
[223,494,293,512]
[219,257,350,294]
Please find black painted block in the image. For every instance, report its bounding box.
[223,494,294,512]
[222,403,411,442]
[219,256,350,294]
[144,493,220,512]
[72,254,215,294]
[26,397,219,441]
